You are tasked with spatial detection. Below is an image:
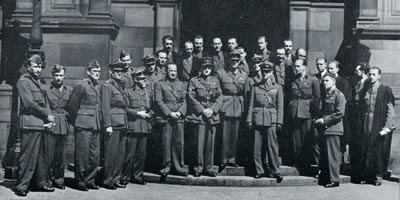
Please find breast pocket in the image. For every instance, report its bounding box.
[31,89,44,104]
[196,88,207,97]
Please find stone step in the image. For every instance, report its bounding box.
[216,165,299,176]
[143,172,351,187]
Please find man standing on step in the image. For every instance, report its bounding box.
[247,62,283,183]
[154,63,188,181]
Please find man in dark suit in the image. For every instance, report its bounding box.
[154,63,188,181]
[284,39,296,66]
[314,73,346,188]
[68,60,102,191]
[43,64,72,190]
[158,35,178,64]
[210,37,225,72]
[15,55,56,196]
[177,41,200,83]
[193,35,207,59]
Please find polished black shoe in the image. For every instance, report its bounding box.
[254,174,262,179]
[87,184,100,190]
[203,171,217,177]
[103,184,117,190]
[273,174,283,183]
[160,173,168,183]
[114,183,126,188]
[218,164,226,172]
[175,171,189,177]
[15,190,28,197]
[76,184,89,191]
[54,183,65,190]
[324,182,340,188]
[120,180,128,185]
[36,186,55,192]
[193,172,201,177]
[131,179,147,185]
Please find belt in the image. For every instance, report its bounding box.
[52,108,67,114]
[80,105,99,109]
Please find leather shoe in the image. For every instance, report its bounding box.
[87,184,100,190]
[254,174,262,179]
[203,171,217,177]
[218,164,226,172]
[131,179,147,185]
[273,174,283,183]
[103,184,117,190]
[114,183,126,188]
[54,183,65,190]
[175,171,189,177]
[15,190,28,197]
[160,173,168,183]
[37,186,55,192]
[76,184,89,191]
[193,172,201,177]
[324,182,340,188]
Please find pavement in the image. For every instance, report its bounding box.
[0,170,398,200]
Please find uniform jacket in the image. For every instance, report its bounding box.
[273,61,286,86]
[154,78,187,123]
[211,51,225,72]
[288,75,320,119]
[193,50,208,59]
[17,73,51,130]
[187,75,223,124]
[177,55,201,82]
[43,82,72,135]
[145,70,163,95]
[247,78,284,127]
[156,64,167,76]
[217,68,248,117]
[255,48,271,62]
[101,78,128,129]
[68,78,101,130]
[318,87,346,135]
[122,72,135,89]
[125,84,154,133]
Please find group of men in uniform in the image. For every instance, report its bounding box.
[13,34,395,196]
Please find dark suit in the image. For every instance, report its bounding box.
[16,73,52,192]
[124,84,154,182]
[187,75,223,174]
[217,68,248,165]
[335,75,351,152]
[317,88,346,183]
[68,78,101,188]
[100,78,128,187]
[288,75,320,174]
[157,49,178,64]
[43,82,72,187]
[177,55,201,83]
[211,51,225,72]
[154,78,187,174]
[246,79,284,176]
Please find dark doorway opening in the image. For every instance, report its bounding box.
[181,0,290,55]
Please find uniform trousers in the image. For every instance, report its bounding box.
[74,129,100,187]
[194,124,216,173]
[292,118,319,174]
[122,133,147,181]
[103,129,126,186]
[16,130,49,192]
[254,126,280,175]
[160,121,186,174]
[45,133,67,186]
[320,135,341,182]
[221,117,240,164]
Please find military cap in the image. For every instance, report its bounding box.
[26,54,43,68]
[143,55,157,65]
[120,50,131,60]
[252,54,263,62]
[109,61,126,71]
[134,67,147,79]
[229,50,241,61]
[88,59,100,70]
[323,72,336,81]
[201,57,214,68]
[260,61,273,71]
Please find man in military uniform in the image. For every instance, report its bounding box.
[289,59,320,175]
[119,50,135,88]
[236,46,249,74]
[154,63,188,181]
[255,36,270,62]
[226,37,238,57]
[248,54,263,87]
[314,73,346,188]
[68,60,102,191]
[155,50,168,76]
[143,55,163,89]
[187,57,223,177]
[217,50,248,168]
[123,68,154,185]
[246,62,284,182]
[100,61,128,190]
[43,64,72,190]
[210,37,225,72]
[15,54,56,196]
